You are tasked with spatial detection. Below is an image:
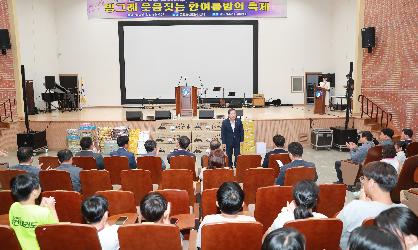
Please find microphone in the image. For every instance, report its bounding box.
[178,76,183,86]
[185,77,188,87]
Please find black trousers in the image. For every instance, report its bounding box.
[335,160,343,182]
[226,143,240,167]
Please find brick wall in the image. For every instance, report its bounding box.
[0,0,17,119]
[362,0,418,139]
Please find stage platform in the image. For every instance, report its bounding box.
[1,106,369,152]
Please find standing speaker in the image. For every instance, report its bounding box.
[126,111,143,121]
[0,29,11,50]
[361,27,375,48]
[199,110,214,119]
[155,110,171,120]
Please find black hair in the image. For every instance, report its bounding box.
[293,180,319,220]
[362,161,397,192]
[375,207,418,238]
[395,141,405,149]
[10,174,40,202]
[80,137,93,150]
[348,226,403,250]
[262,228,305,250]
[117,135,129,147]
[273,135,286,148]
[381,128,394,139]
[402,128,413,139]
[288,142,303,157]
[208,149,225,169]
[228,108,236,115]
[209,140,221,151]
[217,182,244,215]
[381,145,397,158]
[178,136,190,150]
[17,147,33,163]
[144,139,157,153]
[361,131,373,141]
[57,149,73,163]
[140,192,168,222]
[81,195,109,224]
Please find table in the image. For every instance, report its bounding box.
[108,213,138,226]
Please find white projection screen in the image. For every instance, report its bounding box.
[119,21,258,104]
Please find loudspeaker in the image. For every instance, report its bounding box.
[229,100,242,108]
[17,131,47,150]
[0,29,11,50]
[155,110,171,120]
[331,127,358,147]
[361,27,375,48]
[199,110,214,119]
[126,111,143,121]
[236,109,243,117]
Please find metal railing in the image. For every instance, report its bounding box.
[358,95,392,128]
[0,98,16,122]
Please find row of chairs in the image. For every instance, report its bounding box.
[0,165,316,205]
[1,183,346,231]
[0,217,345,250]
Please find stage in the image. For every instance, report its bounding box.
[1,106,370,152]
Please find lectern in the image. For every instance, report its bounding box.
[314,86,326,114]
[175,86,197,117]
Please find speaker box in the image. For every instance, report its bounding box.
[0,29,11,49]
[229,100,242,108]
[361,27,375,48]
[236,109,243,117]
[199,110,214,119]
[17,131,47,150]
[155,110,171,120]
[331,127,358,146]
[126,111,143,121]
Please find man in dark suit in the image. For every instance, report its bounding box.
[262,134,288,168]
[75,137,105,170]
[221,108,244,167]
[110,135,137,169]
[167,136,196,164]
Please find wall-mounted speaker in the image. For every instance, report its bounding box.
[361,27,375,53]
[0,29,11,55]
[199,110,214,119]
[155,110,171,120]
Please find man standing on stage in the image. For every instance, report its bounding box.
[221,108,244,167]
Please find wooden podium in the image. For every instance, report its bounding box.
[175,86,197,117]
[314,86,326,114]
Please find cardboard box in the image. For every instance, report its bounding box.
[192,120,222,131]
[191,143,210,154]
[157,143,177,155]
[152,131,192,144]
[192,131,221,143]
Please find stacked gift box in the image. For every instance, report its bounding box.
[241,120,256,154]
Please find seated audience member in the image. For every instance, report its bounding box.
[262,228,305,250]
[139,139,166,170]
[275,142,316,186]
[110,135,136,169]
[75,137,105,170]
[9,147,40,176]
[380,144,400,173]
[334,131,374,184]
[401,128,414,151]
[167,136,195,164]
[262,134,288,168]
[337,161,405,249]
[394,141,407,168]
[9,174,59,249]
[139,192,171,224]
[265,180,326,235]
[81,195,119,250]
[199,149,229,186]
[379,128,394,146]
[347,226,403,250]
[375,207,418,250]
[205,139,222,155]
[56,149,82,192]
[197,182,256,248]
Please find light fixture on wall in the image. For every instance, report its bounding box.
[0,29,11,55]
